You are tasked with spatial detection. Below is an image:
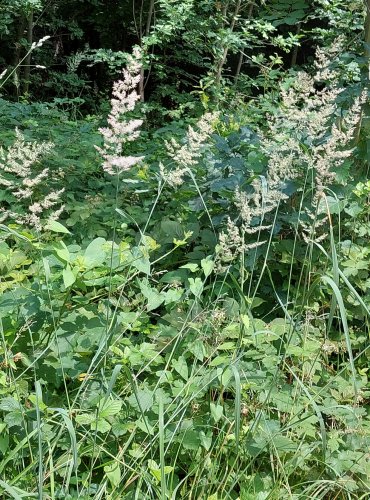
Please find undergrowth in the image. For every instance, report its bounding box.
[0,42,369,500]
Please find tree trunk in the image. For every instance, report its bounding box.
[22,11,33,95]
[215,0,242,87]
[290,23,301,67]
[12,15,26,96]
[139,0,155,102]
[235,3,254,83]
[354,0,370,145]
[365,0,370,59]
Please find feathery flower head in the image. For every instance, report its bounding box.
[97,46,144,176]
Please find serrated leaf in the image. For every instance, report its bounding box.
[92,418,111,433]
[127,389,153,413]
[4,410,23,427]
[0,397,21,412]
[271,435,297,453]
[75,413,96,425]
[99,400,122,419]
[188,340,205,361]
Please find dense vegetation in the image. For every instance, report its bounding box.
[0,0,369,498]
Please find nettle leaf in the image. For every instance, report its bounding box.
[127,389,153,413]
[318,196,345,215]
[188,277,203,298]
[0,397,21,412]
[172,356,188,380]
[4,411,23,428]
[271,435,297,454]
[92,418,111,433]
[98,399,122,419]
[75,413,96,426]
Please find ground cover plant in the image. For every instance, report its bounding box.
[0,1,369,499]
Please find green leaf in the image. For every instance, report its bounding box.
[63,265,76,288]
[188,340,205,361]
[53,241,70,263]
[0,397,21,412]
[172,356,188,380]
[181,429,200,450]
[45,220,71,234]
[271,435,297,454]
[210,402,223,423]
[75,413,96,425]
[164,288,183,304]
[131,246,151,275]
[188,277,203,298]
[217,342,235,350]
[181,263,198,272]
[92,418,111,433]
[127,389,153,413]
[200,431,212,451]
[209,355,229,366]
[99,400,122,419]
[104,462,121,488]
[240,314,250,329]
[83,237,106,268]
[201,257,214,278]
[139,279,164,311]
[0,434,9,454]
[149,463,174,481]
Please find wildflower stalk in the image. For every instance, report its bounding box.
[95,47,144,176]
[0,36,50,91]
[0,128,63,231]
